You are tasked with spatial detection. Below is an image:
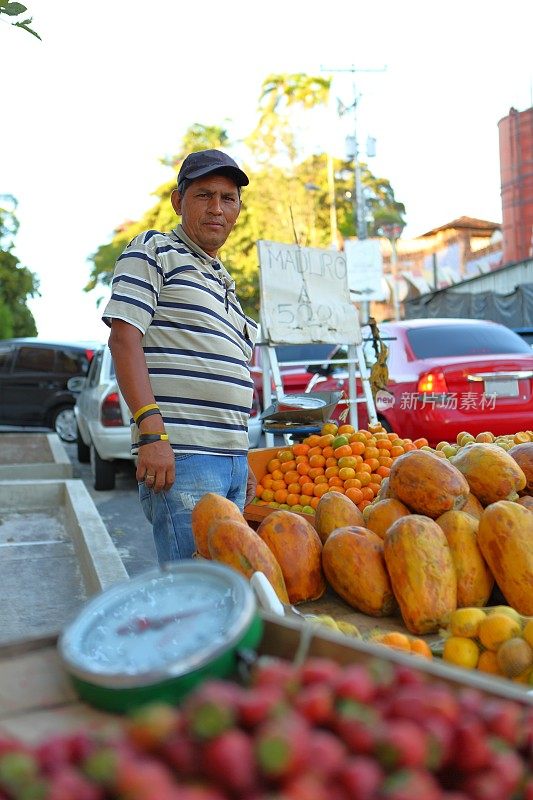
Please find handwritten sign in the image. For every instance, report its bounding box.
[257,240,362,345]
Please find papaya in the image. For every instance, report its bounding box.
[191,492,246,558]
[435,510,494,607]
[322,526,397,617]
[314,491,364,545]
[460,492,485,521]
[477,500,533,615]
[364,498,411,540]
[207,518,289,604]
[383,515,457,634]
[508,442,533,496]
[256,510,326,604]
[450,443,526,506]
[389,449,469,518]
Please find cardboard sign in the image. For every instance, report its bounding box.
[257,240,361,345]
[344,238,386,302]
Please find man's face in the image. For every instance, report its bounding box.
[171,174,241,257]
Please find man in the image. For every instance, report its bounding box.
[103,149,258,563]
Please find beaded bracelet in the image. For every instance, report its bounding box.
[137,433,169,447]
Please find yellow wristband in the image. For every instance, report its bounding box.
[133,403,159,423]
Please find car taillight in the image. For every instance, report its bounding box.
[101,392,124,427]
[418,370,448,394]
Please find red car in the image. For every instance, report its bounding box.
[306,318,533,447]
[250,340,337,407]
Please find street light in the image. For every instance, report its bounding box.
[377,222,405,321]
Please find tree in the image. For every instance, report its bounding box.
[0,1,40,39]
[0,195,40,338]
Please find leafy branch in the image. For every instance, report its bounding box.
[0,0,40,40]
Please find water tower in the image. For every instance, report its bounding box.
[498,106,533,264]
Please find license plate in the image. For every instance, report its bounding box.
[484,379,520,398]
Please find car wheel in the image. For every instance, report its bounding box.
[76,426,90,463]
[90,443,116,491]
[51,405,77,442]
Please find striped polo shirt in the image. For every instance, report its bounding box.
[102,224,258,456]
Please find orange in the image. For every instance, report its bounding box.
[322,446,335,459]
[334,444,353,459]
[343,478,362,490]
[325,466,340,479]
[364,458,380,473]
[350,432,368,444]
[318,434,335,448]
[338,455,357,469]
[261,475,274,489]
[274,488,288,503]
[286,493,300,506]
[321,422,338,435]
[376,438,392,450]
[292,443,310,457]
[402,442,417,451]
[278,449,294,463]
[325,456,338,468]
[304,434,322,447]
[314,483,330,497]
[299,474,310,486]
[310,496,320,509]
[262,489,274,502]
[308,467,325,480]
[374,631,411,651]
[328,486,345,494]
[309,454,326,468]
[409,638,433,659]
[390,446,405,458]
[286,483,301,495]
[255,484,264,497]
[307,446,323,458]
[338,467,356,481]
[368,482,381,497]
[413,437,429,448]
[283,470,299,485]
[294,454,308,464]
[267,458,281,473]
[296,461,311,475]
[328,476,344,487]
[358,500,372,512]
[360,486,375,502]
[376,465,391,478]
[350,441,366,456]
[271,480,286,491]
[337,424,356,436]
[280,460,297,473]
[358,462,372,474]
[370,472,382,484]
[314,475,328,485]
[345,487,363,504]
[363,446,380,460]
[301,482,315,497]
[356,471,371,486]
[299,494,312,506]
[270,469,284,481]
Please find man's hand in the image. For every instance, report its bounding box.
[136,440,175,492]
[245,466,257,507]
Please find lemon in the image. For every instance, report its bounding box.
[449,607,487,638]
[478,612,521,651]
[487,605,523,624]
[443,636,480,669]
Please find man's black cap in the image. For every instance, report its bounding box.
[177,149,249,192]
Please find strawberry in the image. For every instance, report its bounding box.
[385,683,460,726]
[335,755,384,800]
[379,767,442,800]
[482,699,526,749]
[237,683,286,728]
[182,680,240,740]
[333,664,377,705]
[254,710,311,783]
[306,729,347,781]
[47,765,103,800]
[451,717,492,773]
[200,728,258,795]
[281,772,330,800]
[374,719,428,770]
[293,681,335,725]
[125,702,180,751]
[297,656,342,686]
[249,656,300,695]
[159,731,199,779]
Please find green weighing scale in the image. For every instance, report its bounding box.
[58,560,263,713]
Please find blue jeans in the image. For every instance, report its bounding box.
[139,453,248,564]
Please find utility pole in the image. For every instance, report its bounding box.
[321,65,387,241]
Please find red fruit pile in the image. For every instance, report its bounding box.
[0,655,532,799]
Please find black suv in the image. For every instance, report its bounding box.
[0,338,97,441]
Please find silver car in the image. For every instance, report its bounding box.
[70,346,262,491]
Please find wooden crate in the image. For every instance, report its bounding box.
[244,446,317,528]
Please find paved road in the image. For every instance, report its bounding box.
[63,442,159,578]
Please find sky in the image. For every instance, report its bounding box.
[2,0,533,342]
